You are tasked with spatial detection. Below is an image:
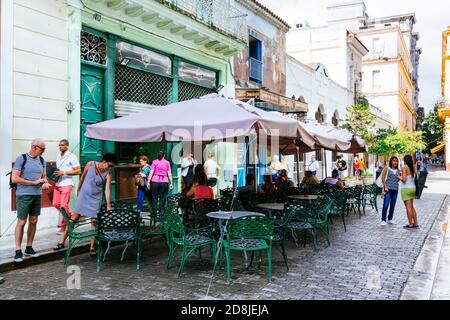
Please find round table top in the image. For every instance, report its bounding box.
[288,195,318,200]
[256,203,285,211]
[206,211,265,220]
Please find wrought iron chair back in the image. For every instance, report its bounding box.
[228,216,275,240]
[193,198,219,228]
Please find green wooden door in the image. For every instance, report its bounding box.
[80,65,105,166]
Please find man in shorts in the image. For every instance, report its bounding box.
[11,138,50,262]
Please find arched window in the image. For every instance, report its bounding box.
[332,110,339,127]
[315,104,325,123]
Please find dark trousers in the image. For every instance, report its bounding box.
[151,182,168,213]
[381,189,398,222]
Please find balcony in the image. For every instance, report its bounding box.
[249,57,262,83]
[167,0,247,42]
[81,0,246,58]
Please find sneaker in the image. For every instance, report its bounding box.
[24,246,39,258]
[14,250,23,263]
[0,276,4,284]
[381,221,387,226]
[387,220,397,225]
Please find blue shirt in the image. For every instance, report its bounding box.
[13,154,46,195]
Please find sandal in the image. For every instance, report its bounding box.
[53,243,65,251]
[403,225,414,229]
[89,248,97,257]
[413,225,420,228]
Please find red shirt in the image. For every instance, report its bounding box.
[194,185,214,200]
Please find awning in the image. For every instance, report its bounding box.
[431,143,446,154]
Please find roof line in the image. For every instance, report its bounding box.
[245,0,291,30]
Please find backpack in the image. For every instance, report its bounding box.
[6,154,45,189]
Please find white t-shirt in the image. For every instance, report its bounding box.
[204,159,218,178]
[308,160,319,172]
[56,151,80,187]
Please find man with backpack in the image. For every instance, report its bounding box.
[11,138,49,262]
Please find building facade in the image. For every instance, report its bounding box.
[438,27,450,171]
[286,0,419,132]
[0,0,245,234]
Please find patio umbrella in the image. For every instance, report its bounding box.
[85,94,316,149]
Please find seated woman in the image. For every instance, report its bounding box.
[323,171,345,190]
[275,169,295,191]
[238,173,263,194]
[186,165,214,200]
[301,171,320,185]
[261,174,276,196]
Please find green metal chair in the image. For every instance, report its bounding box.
[96,207,142,272]
[165,211,216,277]
[60,208,97,266]
[328,191,349,232]
[362,184,379,214]
[140,205,170,251]
[219,187,236,211]
[267,204,299,271]
[193,198,219,229]
[346,185,364,217]
[100,201,134,212]
[288,196,333,253]
[222,216,275,283]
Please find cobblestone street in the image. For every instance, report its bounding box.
[0,170,448,300]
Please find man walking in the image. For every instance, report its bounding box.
[307,155,319,176]
[204,152,221,188]
[11,138,49,262]
[53,139,81,234]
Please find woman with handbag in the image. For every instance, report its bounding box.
[380,156,399,226]
[136,155,151,212]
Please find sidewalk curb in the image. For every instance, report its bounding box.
[0,244,91,274]
[400,195,449,300]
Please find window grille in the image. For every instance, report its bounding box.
[115,65,172,105]
[178,80,215,102]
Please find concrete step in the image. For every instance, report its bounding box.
[430,209,450,299]
[400,195,449,300]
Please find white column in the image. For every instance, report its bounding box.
[0,0,14,235]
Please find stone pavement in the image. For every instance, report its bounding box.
[0,169,448,300]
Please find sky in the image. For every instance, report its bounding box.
[258,0,449,113]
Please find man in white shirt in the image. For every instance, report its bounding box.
[307,155,319,176]
[204,152,220,188]
[52,139,81,234]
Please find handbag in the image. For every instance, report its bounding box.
[134,173,145,187]
[375,168,385,188]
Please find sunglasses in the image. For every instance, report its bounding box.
[34,145,46,151]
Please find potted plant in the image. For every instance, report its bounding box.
[361,173,375,185]
[344,175,357,187]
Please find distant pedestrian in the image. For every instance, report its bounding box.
[136,155,151,212]
[270,154,282,182]
[52,139,81,235]
[400,155,419,229]
[53,153,117,255]
[335,154,348,179]
[307,155,319,176]
[148,150,173,214]
[180,151,196,194]
[204,152,220,188]
[11,138,49,262]
[380,156,399,226]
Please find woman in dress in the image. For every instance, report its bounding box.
[400,155,419,229]
[54,153,117,255]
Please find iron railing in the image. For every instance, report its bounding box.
[166,0,247,42]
